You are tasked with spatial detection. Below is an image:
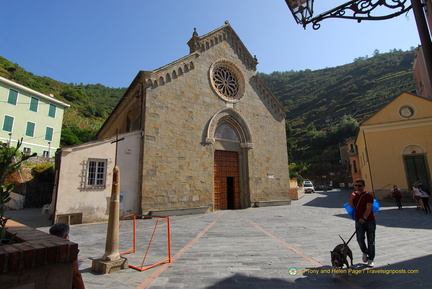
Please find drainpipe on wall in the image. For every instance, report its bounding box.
[51,148,62,224]
[136,73,149,215]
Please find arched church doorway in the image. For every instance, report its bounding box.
[206,108,253,211]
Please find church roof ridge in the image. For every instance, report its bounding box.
[254,75,287,120]
[135,22,260,91]
[150,52,199,76]
[195,20,231,40]
[187,21,258,71]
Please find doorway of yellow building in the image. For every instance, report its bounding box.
[404,154,430,188]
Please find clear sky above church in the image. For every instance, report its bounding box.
[1,0,421,88]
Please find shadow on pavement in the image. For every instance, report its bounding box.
[298,254,430,288]
[300,189,432,231]
[303,189,416,209]
[333,202,432,230]
[204,273,295,288]
[203,254,430,289]
[4,208,52,228]
[302,189,352,209]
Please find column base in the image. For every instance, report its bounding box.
[91,257,129,274]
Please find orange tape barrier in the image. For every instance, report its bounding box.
[119,214,137,255]
[119,214,171,271]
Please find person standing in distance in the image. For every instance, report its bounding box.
[418,181,431,214]
[390,185,403,209]
[349,179,376,267]
[49,222,85,289]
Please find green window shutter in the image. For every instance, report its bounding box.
[2,115,14,132]
[45,127,53,141]
[26,122,35,137]
[29,97,39,112]
[48,104,56,118]
[8,89,18,105]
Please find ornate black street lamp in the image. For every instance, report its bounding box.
[286,0,412,29]
[286,0,432,95]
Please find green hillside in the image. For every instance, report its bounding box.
[0,56,126,146]
[259,49,416,181]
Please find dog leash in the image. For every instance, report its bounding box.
[339,224,358,246]
[345,228,357,245]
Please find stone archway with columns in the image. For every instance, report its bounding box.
[205,108,253,210]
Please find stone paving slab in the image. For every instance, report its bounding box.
[6,189,432,288]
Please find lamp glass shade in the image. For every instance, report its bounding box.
[285,0,314,24]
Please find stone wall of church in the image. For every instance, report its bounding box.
[141,58,216,213]
[140,37,290,213]
[238,84,290,204]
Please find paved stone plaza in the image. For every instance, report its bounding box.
[7,188,432,288]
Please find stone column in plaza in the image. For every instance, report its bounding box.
[91,165,129,274]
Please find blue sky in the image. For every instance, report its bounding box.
[1,1,420,88]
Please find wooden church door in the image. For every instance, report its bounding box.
[214,150,241,210]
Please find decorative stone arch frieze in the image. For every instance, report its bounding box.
[146,79,152,88]
[402,144,426,155]
[146,60,196,90]
[205,108,253,148]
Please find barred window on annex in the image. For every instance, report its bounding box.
[87,159,107,187]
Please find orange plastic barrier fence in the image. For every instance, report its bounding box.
[119,214,137,255]
[119,214,171,271]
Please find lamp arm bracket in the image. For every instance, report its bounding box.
[308,0,412,30]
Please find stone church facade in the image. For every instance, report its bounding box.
[53,22,290,223]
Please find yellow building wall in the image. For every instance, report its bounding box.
[356,92,432,199]
[346,139,362,185]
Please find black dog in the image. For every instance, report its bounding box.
[330,235,353,272]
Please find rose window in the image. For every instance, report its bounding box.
[213,66,239,99]
[210,59,245,102]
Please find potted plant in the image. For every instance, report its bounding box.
[0,139,36,245]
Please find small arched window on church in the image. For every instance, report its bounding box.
[214,122,240,142]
